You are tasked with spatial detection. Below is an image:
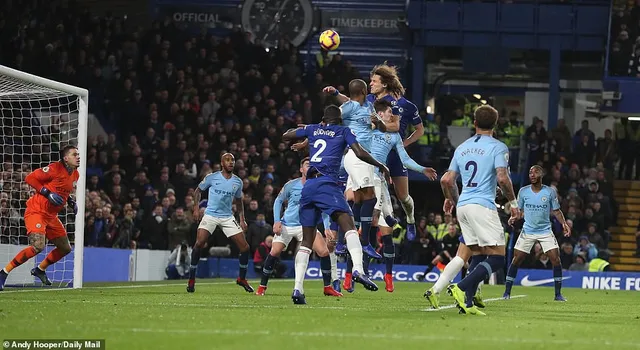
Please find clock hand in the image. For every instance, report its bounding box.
[263,0,291,41]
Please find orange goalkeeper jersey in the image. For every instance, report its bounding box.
[25,162,79,217]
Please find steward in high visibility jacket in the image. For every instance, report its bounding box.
[588,257,610,272]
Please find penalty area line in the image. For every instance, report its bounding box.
[422,294,527,312]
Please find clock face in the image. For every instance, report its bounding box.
[241,0,315,48]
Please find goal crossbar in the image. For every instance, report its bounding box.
[0,65,89,289]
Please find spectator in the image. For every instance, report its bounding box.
[569,253,589,271]
[573,236,598,261]
[167,207,192,249]
[143,204,169,250]
[559,242,575,269]
[253,235,273,274]
[246,213,271,256]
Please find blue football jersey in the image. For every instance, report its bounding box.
[370,129,425,173]
[198,171,243,217]
[295,124,357,182]
[367,94,422,139]
[448,134,509,210]
[274,178,304,227]
[518,185,560,235]
[340,100,374,151]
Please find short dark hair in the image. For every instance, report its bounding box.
[60,145,77,160]
[300,157,310,167]
[474,105,499,130]
[322,105,342,124]
[373,99,392,113]
[348,79,367,97]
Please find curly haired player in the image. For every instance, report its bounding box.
[0,145,80,290]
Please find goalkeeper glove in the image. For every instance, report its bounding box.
[40,187,64,206]
[67,197,78,215]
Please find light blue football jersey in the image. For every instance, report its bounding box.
[274,178,304,227]
[340,100,374,151]
[448,134,509,210]
[518,185,560,235]
[370,129,425,173]
[198,171,243,217]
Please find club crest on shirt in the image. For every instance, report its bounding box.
[385,134,392,141]
[541,196,548,202]
[232,185,238,192]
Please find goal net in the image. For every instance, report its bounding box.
[0,65,87,289]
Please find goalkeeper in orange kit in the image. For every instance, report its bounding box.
[0,145,80,290]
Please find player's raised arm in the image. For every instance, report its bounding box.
[394,136,437,180]
[282,126,309,142]
[323,86,350,104]
[403,102,424,147]
[26,166,64,206]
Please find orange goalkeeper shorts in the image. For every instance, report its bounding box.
[24,211,67,240]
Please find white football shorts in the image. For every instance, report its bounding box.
[514,231,559,253]
[456,204,505,247]
[344,148,375,191]
[198,214,242,238]
[273,225,303,248]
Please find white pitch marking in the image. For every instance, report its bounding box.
[422,294,527,312]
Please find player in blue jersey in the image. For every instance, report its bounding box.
[440,105,518,315]
[256,157,343,298]
[282,105,391,304]
[503,165,570,301]
[321,80,396,261]
[369,63,424,240]
[187,153,253,293]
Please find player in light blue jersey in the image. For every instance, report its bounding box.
[323,80,399,260]
[256,157,342,297]
[282,105,390,304]
[503,165,570,301]
[349,98,436,293]
[368,63,424,240]
[441,105,518,315]
[187,153,253,294]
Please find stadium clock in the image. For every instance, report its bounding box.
[240,0,318,48]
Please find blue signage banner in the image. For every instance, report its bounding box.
[205,258,640,291]
[24,248,640,291]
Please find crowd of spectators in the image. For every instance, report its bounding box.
[0,0,624,274]
[608,0,640,76]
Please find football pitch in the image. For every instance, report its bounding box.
[1,279,639,350]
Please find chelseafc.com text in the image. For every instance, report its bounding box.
[3,340,105,350]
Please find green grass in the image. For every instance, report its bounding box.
[1,279,639,350]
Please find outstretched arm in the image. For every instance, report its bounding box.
[282,127,303,141]
[323,86,349,104]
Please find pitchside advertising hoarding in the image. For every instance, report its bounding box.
[1,245,639,290]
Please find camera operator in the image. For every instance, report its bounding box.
[166,241,192,279]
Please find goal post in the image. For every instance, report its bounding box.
[0,65,88,289]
